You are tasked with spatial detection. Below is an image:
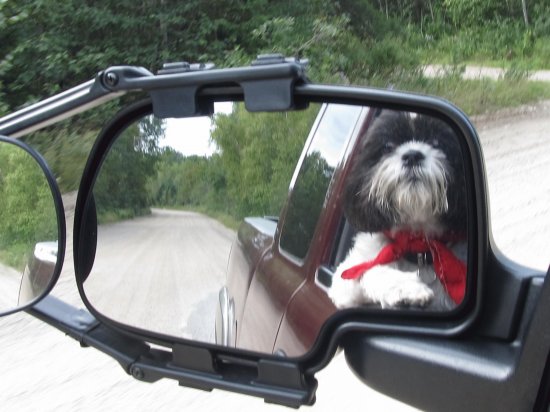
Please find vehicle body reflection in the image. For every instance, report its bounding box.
[220,105,468,356]
[19,241,58,305]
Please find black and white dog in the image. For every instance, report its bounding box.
[328,110,467,310]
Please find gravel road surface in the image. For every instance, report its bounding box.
[0,262,21,311]
[84,208,234,342]
[0,101,549,411]
[424,64,550,82]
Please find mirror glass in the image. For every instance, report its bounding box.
[82,102,469,357]
[0,139,60,314]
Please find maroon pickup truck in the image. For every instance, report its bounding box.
[216,103,373,357]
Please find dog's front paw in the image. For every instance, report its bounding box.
[359,267,434,309]
[380,279,434,308]
[328,276,365,309]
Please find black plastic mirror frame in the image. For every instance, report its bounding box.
[0,135,66,316]
[73,83,487,376]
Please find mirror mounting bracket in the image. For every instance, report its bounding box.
[172,344,218,374]
[30,296,316,407]
[100,55,309,118]
[157,62,217,75]
[170,343,316,407]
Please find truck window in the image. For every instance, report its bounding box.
[279,104,363,260]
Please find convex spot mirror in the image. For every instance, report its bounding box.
[76,100,474,357]
[0,136,65,316]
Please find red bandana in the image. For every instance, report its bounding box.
[341,231,466,304]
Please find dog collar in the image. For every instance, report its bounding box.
[403,251,433,265]
[341,231,466,304]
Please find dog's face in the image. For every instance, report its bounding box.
[344,110,467,235]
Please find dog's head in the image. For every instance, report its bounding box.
[344,110,467,236]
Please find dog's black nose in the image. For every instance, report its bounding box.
[402,150,425,167]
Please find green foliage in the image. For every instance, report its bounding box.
[443,0,509,27]
[22,126,97,192]
[409,0,550,67]
[0,0,267,109]
[93,116,163,223]
[533,3,550,36]
[210,104,320,219]
[2,0,548,120]
[337,0,401,39]
[0,142,57,268]
[146,104,320,223]
[148,152,227,210]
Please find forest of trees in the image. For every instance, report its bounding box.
[1,0,549,227]
[1,0,549,113]
[92,104,320,224]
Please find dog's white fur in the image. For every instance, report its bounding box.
[328,113,465,310]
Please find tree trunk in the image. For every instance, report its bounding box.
[521,0,529,27]
[428,0,434,23]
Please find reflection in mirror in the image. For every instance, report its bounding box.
[328,110,467,311]
[83,102,320,339]
[83,104,468,357]
[0,139,60,314]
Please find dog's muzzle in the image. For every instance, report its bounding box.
[402,149,425,168]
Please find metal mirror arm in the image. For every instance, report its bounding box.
[29,295,317,408]
[0,75,125,138]
[0,54,309,138]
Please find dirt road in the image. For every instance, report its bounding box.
[424,64,550,82]
[0,101,549,411]
[85,208,234,341]
[0,262,21,310]
[473,100,550,271]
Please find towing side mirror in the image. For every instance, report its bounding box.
[70,68,487,406]
[0,136,65,316]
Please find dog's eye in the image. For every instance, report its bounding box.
[382,142,396,154]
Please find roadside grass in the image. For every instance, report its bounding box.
[417,78,550,116]
[417,33,550,71]
[375,73,550,116]
[403,28,550,114]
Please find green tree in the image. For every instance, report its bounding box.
[93,115,163,221]
[211,103,319,219]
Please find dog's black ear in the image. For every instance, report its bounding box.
[342,110,403,232]
[443,180,468,233]
[414,114,468,234]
